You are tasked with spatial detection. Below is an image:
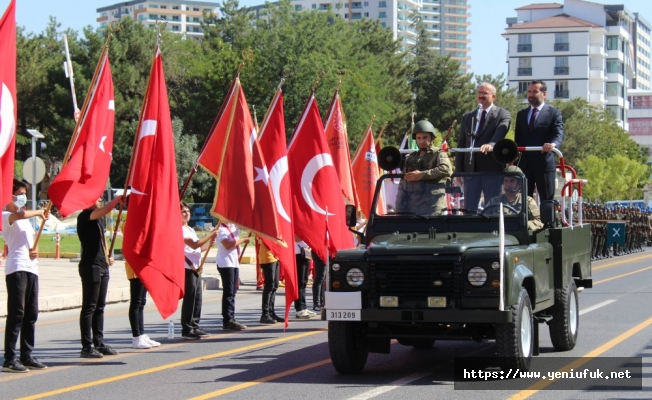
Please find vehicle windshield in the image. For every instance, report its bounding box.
[371,171,528,219]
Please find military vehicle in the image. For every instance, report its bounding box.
[326,140,592,374]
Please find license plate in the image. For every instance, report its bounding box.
[327,309,361,321]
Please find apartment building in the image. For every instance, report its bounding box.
[97,0,220,38]
[628,90,652,161]
[503,0,636,129]
[633,13,651,90]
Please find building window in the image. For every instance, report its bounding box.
[172,16,179,21]
[517,34,531,52]
[379,1,386,7]
[554,56,569,75]
[554,33,569,51]
[149,14,158,19]
[364,1,369,5]
[173,6,179,10]
[518,57,532,76]
[555,80,569,98]
[364,12,369,17]
[381,22,386,27]
[606,82,623,97]
[312,4,316,8]
[160,15,167,20]
[160,5,167,9]
[606,59,622,74]
[150,4,158,8]
[379,11,386,18]
[606,36,619,51]
[193,7,200,11]
[518,81,529,98]
[193,17,200,22]
[295,5,302,11]
[171,25,179,31]
[606,105,623,120]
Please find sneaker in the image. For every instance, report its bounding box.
[97,344,118,356]
[193,328,210,337]
[80,348,103,359]
[21,357,48,370]
[143,335,161,347]
[260,315,277,324]
[2,360,28,373]
[313,306,321,312]
[223,320,247,331]
[132,336,152,349]
[182,331,201,340]
[270,314,285,323]
[306,309,317,317]
[295,309,313,319]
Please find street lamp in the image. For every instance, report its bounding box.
[26,129,45,211]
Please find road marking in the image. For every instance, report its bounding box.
[593,265,652,285]
[188,359,333,400]
[592,254,651,270]
[347,371,432,400]
[17,329,326,400]
[508,315,652,399]
[578,299,616,315]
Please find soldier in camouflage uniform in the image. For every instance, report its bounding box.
[396,120,452,215]
[483,166,543,230]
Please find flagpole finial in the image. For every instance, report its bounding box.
[312,70,326,93]
[242,48,254,63]
[155,19,166,46]
[276,77,285,91]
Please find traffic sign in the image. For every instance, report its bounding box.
[23,156,46,184]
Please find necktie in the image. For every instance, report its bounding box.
[476,110,486,135]
[528,107,538,132]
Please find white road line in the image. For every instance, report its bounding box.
[348,371,432,400]
[579,299,616,315]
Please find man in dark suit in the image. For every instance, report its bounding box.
[456,82,511,210]
[514,80,564,201]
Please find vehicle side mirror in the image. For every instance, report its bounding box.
[345,204,357,227]
[540,200,555,228]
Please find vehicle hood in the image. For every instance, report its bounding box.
[365,232,520,255]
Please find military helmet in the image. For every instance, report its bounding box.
[412,120,437,140]
[504,165,523,174]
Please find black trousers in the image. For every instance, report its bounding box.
[293,254,310,312]
[79,264,109,349]
[261,261,279,316]
[4,271,39,362]
[128,278,147,337]
[312,253,327,308]
[217,267,239,324]
[524,168,555,201]
[181,269,202,335]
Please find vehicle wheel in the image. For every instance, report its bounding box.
[548,281,579,351]
[328,321,369,374]
[496,287,533,371]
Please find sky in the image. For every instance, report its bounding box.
[4,0,651,78]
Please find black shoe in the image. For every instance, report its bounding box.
[223,320,247,331]
[97,345,118,356]
[21,357,47,370]
[313,306,321,312]
[80,348,103,359]
[182,331,201,340]
[260,315,277,324]
[270,314,285,323]
[193,328,210,337]
[2,360,28,373]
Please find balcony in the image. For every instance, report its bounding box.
[554,67,569,75]
[554,43,569,51]
[589,90,606,104]
[517,44,532,52]
[518,67,532,76]
[589,67,606,80]
[554,90,569,99]
[589,43,605,55]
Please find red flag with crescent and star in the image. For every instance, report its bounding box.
[122,47,185,319]
[287,93,354,262]
[48,49,114,217]
[198,77,281,242]
[351,121,385,218]
[258,88,298,327]
[0,0,17,226]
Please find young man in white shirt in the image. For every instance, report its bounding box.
[216,222,249,330]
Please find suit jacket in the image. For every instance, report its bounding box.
[455,105,511,172]
[514,104,564,172]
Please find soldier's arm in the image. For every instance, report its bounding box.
[422,152,452,181]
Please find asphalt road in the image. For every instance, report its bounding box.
[2,251,652,399]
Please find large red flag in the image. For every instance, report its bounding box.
[258,88,297,326]
[288,93,354,262]
[352,121,385,218]
[0,0,16,227]
[122,48,184,320]
[324,90,358,208]
[197,78,280,241]
[48,50,114,217]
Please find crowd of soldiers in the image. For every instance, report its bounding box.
[583,203,652,261]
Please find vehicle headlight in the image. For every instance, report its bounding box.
[467,266,487,287]
[346,268,365,287]
[332,263,341,272]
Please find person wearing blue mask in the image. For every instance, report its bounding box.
[2,180,48,373]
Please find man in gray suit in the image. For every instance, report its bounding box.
[514,80,564,201]
[455,82,511,210]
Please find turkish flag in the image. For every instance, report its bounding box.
[288,93,354,262]
[324,90,358,208]
[122,48,184,320]
[198,77,280,241]
[48,50,114,217]
[352,122,385,218]
[258,89,297,326]
[0,0,16,227]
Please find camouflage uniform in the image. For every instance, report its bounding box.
[484,193,543,230]
[396,146,452,215]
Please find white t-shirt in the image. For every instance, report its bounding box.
[295,240,308,255]
[2,211,38,276]
[216,223,240,268]
[183,225,201,270]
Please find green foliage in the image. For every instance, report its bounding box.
[578,154,650,202]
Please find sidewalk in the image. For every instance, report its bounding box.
[0,246,259,318]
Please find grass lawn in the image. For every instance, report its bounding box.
[0,234,124,254]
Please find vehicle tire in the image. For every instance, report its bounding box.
[496,287,533,371]
[548,281,579,351]
[328,321,369,374]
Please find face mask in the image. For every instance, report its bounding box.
[13,194,27,209]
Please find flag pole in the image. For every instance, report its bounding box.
[32,38,113,250]
[256,78,285,142]
[63,34,80,120]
